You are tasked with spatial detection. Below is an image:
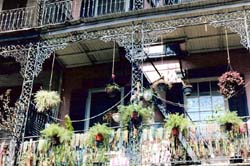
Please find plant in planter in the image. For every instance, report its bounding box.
[40,123,73,146]
[34,90,61,112]
[218,71,244,98]
[105,83,120,98]
[152,77,172,92]
[86,123,113,149]
[165,113,190,138]
[216,111,242,132]
[118,104,153,127]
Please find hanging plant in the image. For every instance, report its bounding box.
[105,83,120,98]
[40,123,73,146]
[152,77,172,92]
[216,111,242,132]
[165,113,190,138]
[34,90,61,112]
[218,71,244,98]
[118,104,153,127]
[86,123,113,149]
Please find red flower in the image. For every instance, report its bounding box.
[218,71,244,98]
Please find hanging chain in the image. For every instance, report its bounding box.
[49,52,56,91]
[225,29,233,71]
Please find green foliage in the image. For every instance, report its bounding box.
[51,144,77,165]
[216,111,242,126]
[40,123,73,144]
[118,104,154,126]
[105,83,120,91]
[86,149,109,164]
[34,90,61,112]
[64,115,74,131]
[86,123,113,148]
[165,113,190,134]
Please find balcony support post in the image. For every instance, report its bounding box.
[0,41,67,165]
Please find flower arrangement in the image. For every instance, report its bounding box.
[86,123,113,149]
[105,83,120,98]
[34,90,61,112]
[165,113,190,137]
[218,71,244,98]
[118,104,153,127]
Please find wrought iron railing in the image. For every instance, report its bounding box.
[0,0,217,32]
[80,0,208,18]
[0,6,36,31]
[0,119,246,165]
[42,0,72,25]
[0,0,72,32]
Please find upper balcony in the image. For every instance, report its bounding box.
[0,0,247,33]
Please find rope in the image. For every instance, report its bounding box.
[50,90,132,123]
[225,29,233,71]
[111,40,116,80]
[152,93,185,108]
[49,52,56,91]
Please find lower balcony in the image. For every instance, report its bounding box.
[4,119,249,166]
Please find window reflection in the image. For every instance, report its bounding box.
[186,81,227,122]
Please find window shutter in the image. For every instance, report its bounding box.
[228,90,249,116]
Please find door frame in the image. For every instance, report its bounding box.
[84,87,124,130]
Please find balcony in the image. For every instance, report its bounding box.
[0,0,241,33]
[0,0,72,32]
[1,118,248,165]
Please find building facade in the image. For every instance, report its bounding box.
[0,0,250,165]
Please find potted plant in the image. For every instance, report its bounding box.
[40,123,73,146]
[216,111,242,132]
[86,123,113,149]
[165,113,190,137]
[118,104,153,127]
[218,71,244,98]
[105,83,120,98]
[34,90,61,112]
[152,77,172,92]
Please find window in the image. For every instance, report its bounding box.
[185,81,228,122]
[2,0,27,10]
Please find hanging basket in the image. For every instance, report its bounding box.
[218,71,244,98]
[172,127,179,137]
[152,77,172,92]
[182,84,193,96]
[34,90,61,112]
[51,135,60,146]
[105,83,120,98]
[95,133,104,142]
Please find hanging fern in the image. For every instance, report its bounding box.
[34,90,61,112]
[118,103,154,126]
[40,123,72,144]
[86,123,113,149]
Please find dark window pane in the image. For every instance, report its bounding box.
[199,82,210,95]
[211,81,219,92]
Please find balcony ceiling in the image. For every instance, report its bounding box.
[55,40,119,68]
[55,24,242,68]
